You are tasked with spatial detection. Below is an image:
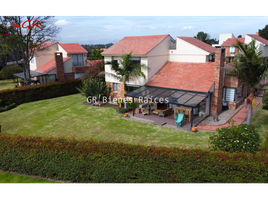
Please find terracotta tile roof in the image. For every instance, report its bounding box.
[86,59,103,66]
[35,57,72,73]
[101,34,170,55]
[221,38,245,46]
[59,43,88,54]
[177,37,216,54]
[247,34,268,45]
[146,61,215,92]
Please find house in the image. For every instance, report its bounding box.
[221,37,245,63]
[102,34,175,99]
[29,41,90,83]
[212,33,235,48]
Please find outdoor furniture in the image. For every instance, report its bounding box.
[158,107,173,117]
[141,108,150,115]
[152,109,160,115]
[174,106,192,122]
[175,113,184,127]
[150,102,158,111]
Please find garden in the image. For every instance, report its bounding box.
[0,76,268,182]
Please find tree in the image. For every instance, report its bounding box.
[82,60,105,82]
[231,39,268,124]
[237,35,242,38]
[194,31,212,45]
[104,52,149,108]
[0,16,60,84]
[259,25,268,40]
[89,49,104,60]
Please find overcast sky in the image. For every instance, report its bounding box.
[53,16,268,44]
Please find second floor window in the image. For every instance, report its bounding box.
[230,46,235,54]
[72,54,84,66]
[31,57,35,64]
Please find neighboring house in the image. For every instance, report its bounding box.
[212,33,235,48]
[29,41,89,83]
[245,33,268,57]
[221,37,245,63]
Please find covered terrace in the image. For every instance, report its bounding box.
[125,85,211,130]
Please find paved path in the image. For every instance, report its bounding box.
[197,97,262,131]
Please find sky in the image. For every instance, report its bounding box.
[53,16,268,44]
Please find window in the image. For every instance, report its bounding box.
[223,85,243,102]
[49,74,56,81]
[72,54,84,66]
[113,83,118,91]
[31,57,35,64]
[112,56,118,64]
[131,57,141,65]
[74,73,83,79]
[230,46,235,54]
[223,87,235,102]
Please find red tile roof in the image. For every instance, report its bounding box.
[59,43,88,54]
[101,34,170,55]
[86,59,103,66]
[221,38,245,46]
[35,57,72,73]
[247,34,268,45]
[146,61,215,92]
[177,37,216,54]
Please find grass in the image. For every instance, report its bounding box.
[262,85,268,90]
[0,79,17,90]
[0,94,216,149]
[251,107,268,146]
[0,171,55,183]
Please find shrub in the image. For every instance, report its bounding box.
[0,102,16,113]
[209,123,261,153]
[0,133,268,183]
[77,79,110,102]
[0,79,82,107]
[119,107,127,113]
[0,65,22,81]
[134,102,140,108]
[262,92,268,110]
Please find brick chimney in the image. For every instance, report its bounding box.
[210,48,225,116]
[256,32,259,36]
[55,52,65,81]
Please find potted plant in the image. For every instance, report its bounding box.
[124,113,128,117]
[191,127,197,132]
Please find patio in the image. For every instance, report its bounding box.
[132,110,201,130]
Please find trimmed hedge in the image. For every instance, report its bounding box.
[0,133,268,183]
[0,79,82,106]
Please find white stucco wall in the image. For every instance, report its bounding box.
[58,45,68,57]
[30,43,58,70]
[168,37,210,63]
[63,58,73,73]
[104,35,173,86]
[245,35,268,57]
[219,33,235,45]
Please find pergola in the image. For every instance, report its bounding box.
[13,71,47,86]
[125,85,211,128]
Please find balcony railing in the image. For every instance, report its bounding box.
[73,61,84,66]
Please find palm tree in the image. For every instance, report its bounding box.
[230,39,268,124]
[105,52,149,108]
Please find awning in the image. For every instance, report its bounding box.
[125,85,210,108]
[13,71,47,79]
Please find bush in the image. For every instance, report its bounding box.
[0,133,268,183]
[0,102,16,113]
[0,79,82,107]
[209,123,261,153]
[262,92,268,110]
[0,65,22,81]
[76,79,110,102]
[119,107,127,113]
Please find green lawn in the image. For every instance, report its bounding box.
[0,79,17,90]
[251,107,268,146]
[0,94,216,149]
[0,171,55,183]
[263,85,268,90]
